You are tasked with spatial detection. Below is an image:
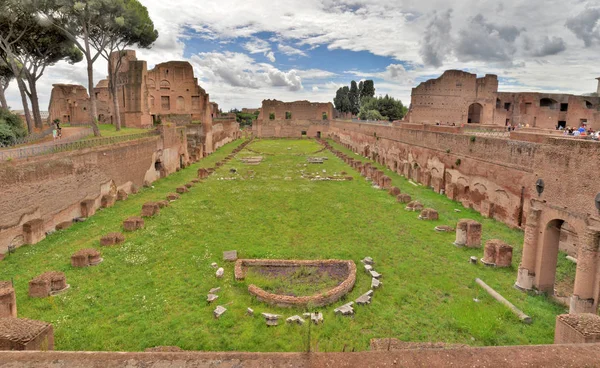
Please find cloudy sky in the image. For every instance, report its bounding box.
[5,0,600,111]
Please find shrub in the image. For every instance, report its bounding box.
[0,109,26,146]
[455,158,462,166]
[470,136,476,143]
[285,111,292,119]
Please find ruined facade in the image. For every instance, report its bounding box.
[408,70,600,130]
[48,50,213,129]
[254,100,333,137]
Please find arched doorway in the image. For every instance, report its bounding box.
[467,103,483,124]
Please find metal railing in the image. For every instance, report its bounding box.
[0,129,158,161]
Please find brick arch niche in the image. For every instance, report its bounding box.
[516,199,600,314]
[467,103,483,124]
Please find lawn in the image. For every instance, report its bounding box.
[0,138,567,352]
[83,123,150,139]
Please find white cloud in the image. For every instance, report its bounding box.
[5,0,599,112]
[278,44,308,57]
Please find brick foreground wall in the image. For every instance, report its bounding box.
[1,344,600,367]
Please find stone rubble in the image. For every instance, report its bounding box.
[371,278,381,289]
[261,313,281,326]
[369,270,381,279]
[209,287,221,294]
[213,305,226,318]
[207,294,218,303]
[356,290,374,305]
[334,302,355,316]
[216,268,224,278]
[361,257,374,265]
[286,315,306,325]
[303,312,323,325]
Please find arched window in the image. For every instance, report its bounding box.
[467,103,483,124]
[147,79,156,90]
[160,80,171,90]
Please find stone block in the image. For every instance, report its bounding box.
[555,314,600,344]
[23,219,44,245]
[434,225,454,232]
[185,183,193,189]
[380,175,392,190]
[207,294,218,303]
[71,249,102,268]
[480,200,494,218]
[100,232,124,246]
[303,312,323,325]
[29,272,67,298]
[167,193,180,201]
[101,195,116,209]
[176,186,189,194]
[388,187,401,196]
[397,194,412,203]
[141,202,160,217]
[123,217,144,232]
[80,200,96,218]
[361,257,374,265]
[216,268,224,278]
[371,278,381,289]
[455,219,481,248]
[55,221,72,231]
[356,290,373,305]
[418,208,439,220]
[405,201,423,212]
[130,185,139,194]
[223,250,238,262]
[117,189,128,201]
[0,318,54,350]
[482,239,513,267]
[213,306,226,319]
[157,200,170,209]
[0,282,17,318]
[286,315,305,325]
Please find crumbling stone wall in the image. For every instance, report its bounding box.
[47,85,91,125]
[0,126,189,254]
[254,100,333,138]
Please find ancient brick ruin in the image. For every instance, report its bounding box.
[406,70,600,130]
[71,249,102,268]
[254,100,333,137]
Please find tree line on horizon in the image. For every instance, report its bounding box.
[0,0,158,141]
[333,80,407,121]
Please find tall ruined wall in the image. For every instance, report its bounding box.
[497,92,600,130]
[0,127,189,254]
[47,85,90,125]
[212,120,241,151]
[409,70,498,125]
[258,100,333,121]
[255,119,329,138]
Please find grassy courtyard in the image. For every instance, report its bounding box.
[0,138,566,352]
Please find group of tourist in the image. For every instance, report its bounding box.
[557,124,600,140]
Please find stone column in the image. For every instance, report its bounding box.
[570,227,600,314]
[515,208,541,291]
[0,282,17,318]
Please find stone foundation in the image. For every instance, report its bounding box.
[141,202,160,217]
[397,194,411,203]
[28,272,68,298]
[235,259,356,308]
[71,249,102,268]
[482,239,513,267]
[419,208,439,220]
[555,314,600,344]
[454,219,482,248]
[0,318,53,351]
[100,232,125,246]
[123,217,144,231]
[101,195,116,209]
[23,219,44,245]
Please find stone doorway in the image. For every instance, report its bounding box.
[467,103,483,124]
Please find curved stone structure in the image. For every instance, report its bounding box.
[235,259,356,308]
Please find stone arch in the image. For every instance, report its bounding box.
[516,201,600,313]
[176,96,185,111]
[467,103,483,124]
[160,80,171,90]
[148,79,156,89]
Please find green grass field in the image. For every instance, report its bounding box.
[0,138,569,352]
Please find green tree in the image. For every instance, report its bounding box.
[358,95,405,121]
[358,109,385,121]
[42,0,144,136]
[0,60,13,110]
[13,17,83,129]
[0,107,27,145]
[91,0,157,131]
[348,80,359,116]
[360,80,375,100]
[0,0,37,132]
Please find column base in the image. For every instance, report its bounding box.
[515,266,535,291]
[569,295,596,314]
